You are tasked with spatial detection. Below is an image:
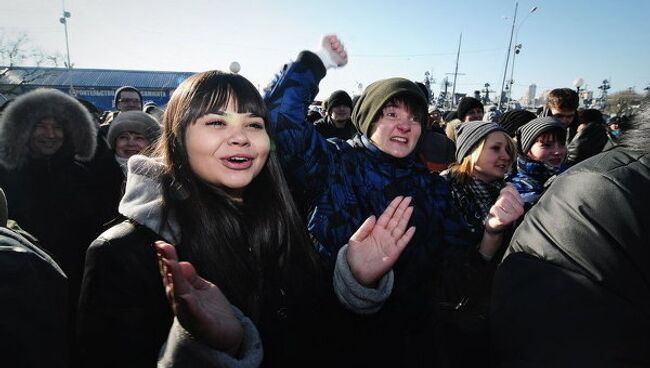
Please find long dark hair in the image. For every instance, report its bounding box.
[154,70,319,318]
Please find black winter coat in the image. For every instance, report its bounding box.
[77,221,173,368]
[78,219,339,367]
[491,147,650,367]
[0,152,102,309]
[0,226,68,368]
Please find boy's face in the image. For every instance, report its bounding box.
[550,107,576,128]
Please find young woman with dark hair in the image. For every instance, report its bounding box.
[78,69,412,367]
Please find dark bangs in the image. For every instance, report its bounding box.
[382,92,428,124]
[185,71,267,128]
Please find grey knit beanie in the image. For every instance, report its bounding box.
[107,111,161,149]
[455,121,506,162]
[516,116,565,154]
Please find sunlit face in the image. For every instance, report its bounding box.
[550,107,576,128]
[473,132,513,183]
[114,131,150,158]
[184,99,270,200]
[330,105,351,122]
[369,102,421,158]
[464,107,484,122]
[116,91,142,112]
[29,118,65,158]
[527,133,567,169]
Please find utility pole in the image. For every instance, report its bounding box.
[499,2,518,110]
[449,33,463,108]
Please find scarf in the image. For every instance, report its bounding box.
[447,174,504,233]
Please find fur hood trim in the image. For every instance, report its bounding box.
[0,88,97,169]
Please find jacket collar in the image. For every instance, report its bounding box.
[118,155,182,243]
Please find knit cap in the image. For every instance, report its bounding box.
[455,121,506,162]
[516,116,565,154]
[456,97,484,121]
[498,109,537,137]
[351,78,426,137]
[327,90,353,112]
[107,111,161,149]
[113,86,143,109]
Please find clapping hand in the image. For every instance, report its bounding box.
[154,241,243,357]
[347,196,416,287]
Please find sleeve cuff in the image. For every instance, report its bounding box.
[332,244,394,314]
[158,307,263,368]
[296,51,327,81]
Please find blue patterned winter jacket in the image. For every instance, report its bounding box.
[264,52,477,324]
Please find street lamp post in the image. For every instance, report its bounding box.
[499,3,537,110]
[574,77,585,107]
[59,0,72,69]
[507,43,522,109]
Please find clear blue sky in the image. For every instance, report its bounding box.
[2,0,649,101]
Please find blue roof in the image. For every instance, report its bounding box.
[0,66,195,89]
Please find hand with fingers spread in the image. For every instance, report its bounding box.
[485,184,525,233]
[317,34,348,68]
[347,196,416,288]
[154,241,243,357]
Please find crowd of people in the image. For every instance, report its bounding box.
[0,35,648,368]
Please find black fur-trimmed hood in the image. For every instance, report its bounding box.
[0,88,97,169]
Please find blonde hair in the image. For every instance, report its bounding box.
[449,131,516,184]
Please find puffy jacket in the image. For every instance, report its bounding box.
[0,226,68,368]
[491,147,650,367]
[264,51,481,366]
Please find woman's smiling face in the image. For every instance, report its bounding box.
[184,98,270,200]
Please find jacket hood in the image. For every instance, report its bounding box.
[0,88,97,169]
[118,155,181,243]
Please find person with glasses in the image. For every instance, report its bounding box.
[114,86,143,112]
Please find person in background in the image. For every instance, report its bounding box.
[491,99,650,367]
[445,97,484,142]
[0,187,69,368]
[313,89,357,140]
[143,101,165,122]
[0,88,101,365]
[540,88,579,144]
[427,107,444,133]
[92,111,161,224]
[497,109,537,138]
[99,86,144,133]
[565,108,609,165]
[507,116,567,209]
